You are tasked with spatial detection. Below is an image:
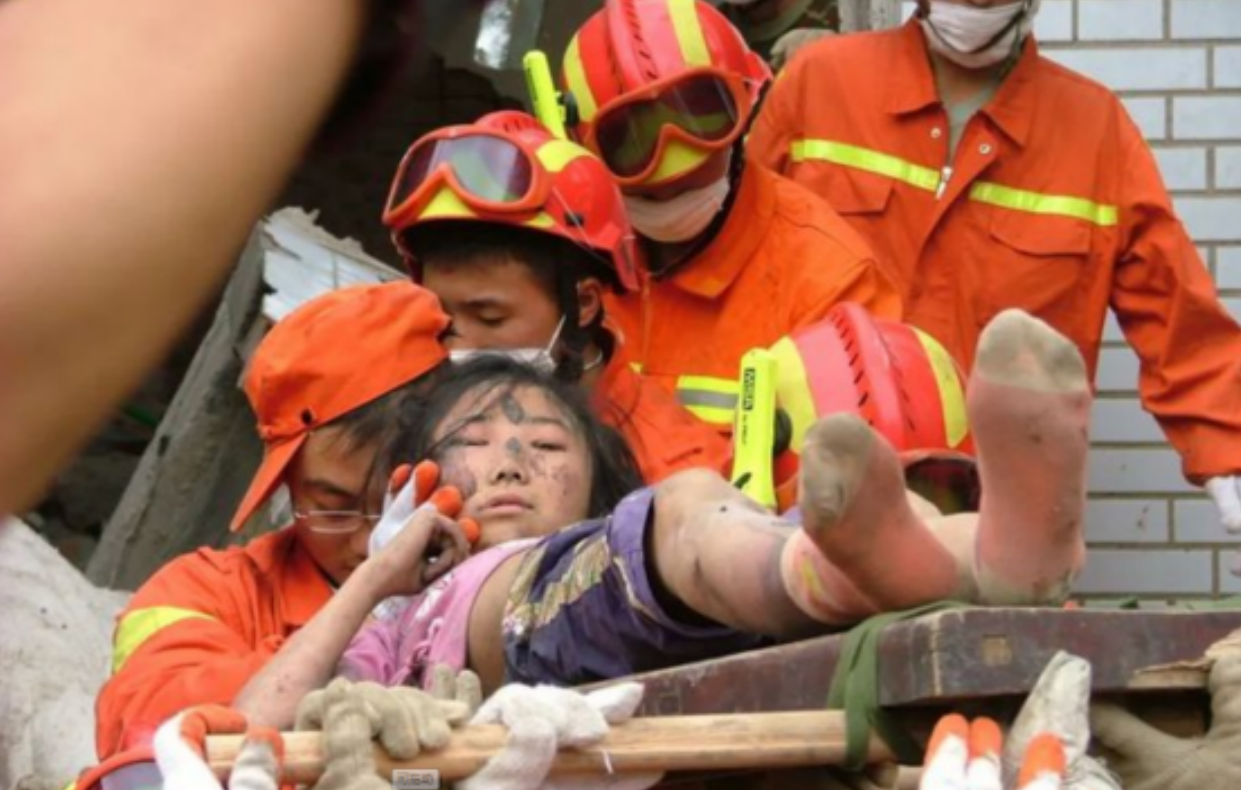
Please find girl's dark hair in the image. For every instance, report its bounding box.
[380,354,643,520]
[401,223,617,383]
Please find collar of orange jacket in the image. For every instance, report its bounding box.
[887,18,1041,148]
[249,527,335,628]
[666,157,778,299]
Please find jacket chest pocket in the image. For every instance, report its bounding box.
[975,206,1095,326]
[819,166,895,218]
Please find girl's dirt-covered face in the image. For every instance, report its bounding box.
[432,384,593,550]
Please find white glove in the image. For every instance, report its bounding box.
[1206,476,1241,533]
[458,683,663,790]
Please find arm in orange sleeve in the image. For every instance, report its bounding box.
[1110,115,1241,483]
[95,552,281,758]
[747,59,803,173]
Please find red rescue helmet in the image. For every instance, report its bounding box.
[383,110,641,292]
[769,303,974,458]
[561,0,771,188]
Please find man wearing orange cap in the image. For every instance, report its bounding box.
[557,0,900,434]
[94,282,468,759]
[382,110,732,483]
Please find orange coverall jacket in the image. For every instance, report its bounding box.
[95,528,331,758]
[605,155,901,432]
[593,342,733,482]
[748,21,1241,482]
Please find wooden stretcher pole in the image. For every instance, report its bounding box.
[204,710,897,783]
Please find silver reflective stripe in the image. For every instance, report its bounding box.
[676,389,739,410]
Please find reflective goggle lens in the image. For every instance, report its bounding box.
[594,74,740,178]
[392,135,535,211]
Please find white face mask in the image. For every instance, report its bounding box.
[623,171,732,244]
[448,315,565,374]
[920,0,1039,69]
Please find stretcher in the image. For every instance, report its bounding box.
[203,607,1241,787]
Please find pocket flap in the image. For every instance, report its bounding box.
[988,207,1092,257]
[823,170,894,216]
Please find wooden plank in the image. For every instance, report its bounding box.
[204,711,896,784]
[607,609,1241,718]
[87,231,266,590]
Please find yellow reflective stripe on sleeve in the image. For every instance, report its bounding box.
[562,35,598,121]
[912,328,969,449]
[669,0,711,67]
[769,336,817,456]
[969,182,1118,227]
[535,139,592,173]
[112,606,218,674]
[790,139,941,192]
[676,375,739,426]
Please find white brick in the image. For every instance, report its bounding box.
[1218,247,1241,288]
[1217,146,1241,190]
[1224,296,1241,323]
[1216,46,1241,88]
[1088,448,1195,493]
[1037,0,1076,43]
[1153,147,1209,191]
[1175,498,1239,542]
[1173,197,1241,242]
[1075,549,1213,594]
[1219,552,1241,593]
[1123,97,1168,140]
[1047,48,1207,91]
[1103,309,1123,341]
[1173,96,1241,140]
[1079,0,1164,41]
[1090,398,1166,443]
[1171,0,1241,39]
[1086,498,1170,542]
[1095,345,1140,391]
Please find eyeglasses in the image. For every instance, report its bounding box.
[292,509,383,535]
[383,130,549,237]
[582,68,753,186]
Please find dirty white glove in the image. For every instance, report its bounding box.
[1004,652,1121,790]
[770,28,835,70]
[1206,476,1241,534]
[296,676,475,790]
[458,682,663,790]
[1091,653,1241,790]
[153,706,281,790]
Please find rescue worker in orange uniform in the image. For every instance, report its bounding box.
[94,283,471,759]
[557,0,901,433]
[382,110,731,482]
[748,0,1241,532]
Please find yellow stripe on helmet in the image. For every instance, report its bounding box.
[912,328,969,449]
[668,0,711,67]
[562,34,599,121]
[535,139,592,173]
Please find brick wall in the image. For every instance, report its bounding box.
[906,0,1241,599]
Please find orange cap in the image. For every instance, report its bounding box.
[230,282,450,532]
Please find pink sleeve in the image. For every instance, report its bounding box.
[338,613,414,687]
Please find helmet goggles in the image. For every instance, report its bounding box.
[383,130,550,239]
[582,67,753,186]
